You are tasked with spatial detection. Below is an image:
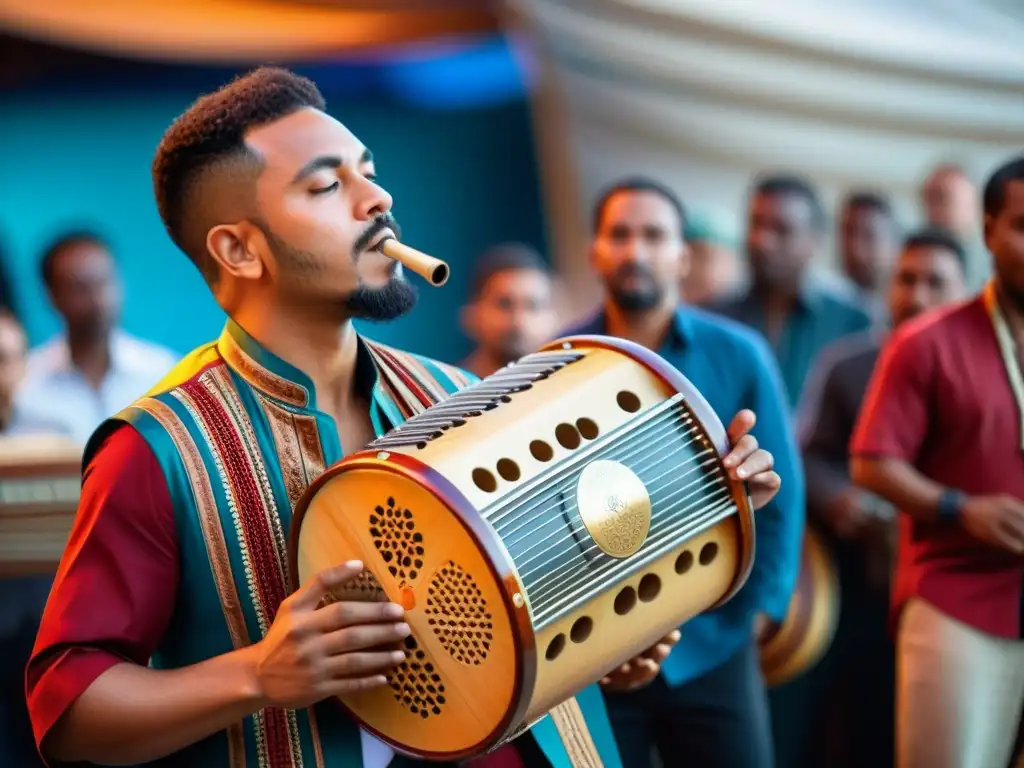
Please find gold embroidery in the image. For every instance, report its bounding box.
[983,281,1024,451]
[294,414,326,482]
[259,396,308,508]
[219,328,308,408]
[206,368,291,592]
[549,698,604,768]
[202,368,303,768]
[131,397,249,768]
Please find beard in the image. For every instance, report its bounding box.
[345,276,418,322]
[607,262,663,312]
[261,216,418,322]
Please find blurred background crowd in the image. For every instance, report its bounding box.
[1,1,1023,766]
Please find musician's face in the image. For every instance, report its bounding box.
[465,268,555,364]
[243,108,416,320]
[592,190,687,312]
[888,244,966,327]
[985,179,1024,307]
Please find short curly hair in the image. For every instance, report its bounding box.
[152,67,326,279]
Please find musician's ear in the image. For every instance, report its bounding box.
[678,241,692,282]
[206,221,265,281]
[588,240,601,272]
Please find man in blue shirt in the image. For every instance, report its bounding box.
[709,175,872,407]
[562,177,804,768]
[707,175,870,768]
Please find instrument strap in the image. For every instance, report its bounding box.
[549,699,605,768]
[983,281,1024,451]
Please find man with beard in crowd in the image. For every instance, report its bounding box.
[562,177,803,768]
[459,243,557,378]
[710,175,872,409]
[853,156,1024,768]
[836,192,900,323]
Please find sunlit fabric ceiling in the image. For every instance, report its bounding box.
[0,0,499,62]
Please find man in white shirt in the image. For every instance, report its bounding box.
[15,232,178,445]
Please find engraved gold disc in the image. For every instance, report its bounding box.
[575,459,652,558]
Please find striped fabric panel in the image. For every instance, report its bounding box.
[363,340,469,418]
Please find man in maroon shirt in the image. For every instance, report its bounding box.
[851,155,1024,768]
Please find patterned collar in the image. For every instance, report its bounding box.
[983,280,1024,451]
[215,319,387,417]
[214,319,452,432]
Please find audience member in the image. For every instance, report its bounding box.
[680,211,743,306]
[852,155,1024,768]
[459,243,556,377]
[920,163,988,288]
[838,191,899,321]
[563,176,803,768]
[15,232,178,445]
[0,311,66,437]
[797,227,968,768]
[709,175,872,408]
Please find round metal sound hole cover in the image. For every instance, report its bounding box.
[575,459,652,558]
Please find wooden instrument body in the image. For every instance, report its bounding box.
[290,336,755,761]
[759,526,840,687]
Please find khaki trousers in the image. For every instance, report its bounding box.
[897,598,1024,768]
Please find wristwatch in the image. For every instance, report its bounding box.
[937,488,967,522]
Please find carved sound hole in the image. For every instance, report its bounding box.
[317,570,385,609]
[388,634,447,719]
[426,561,494,665]
[370,497,425,583]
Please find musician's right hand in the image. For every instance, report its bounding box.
[253,560,409,709]
[959,495,1024,554]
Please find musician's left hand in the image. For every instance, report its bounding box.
[599,630,681,692]
[723,409,780,511]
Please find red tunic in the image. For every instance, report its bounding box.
[26,426,523,766]
[851,295,1024,639]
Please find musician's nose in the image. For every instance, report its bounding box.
[355,178,393,222]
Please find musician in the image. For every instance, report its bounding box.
[459,243,557,379]
[24,67,575,768]
[796,228,969,768]
[852,155,1024,768]
[562,177,802,768]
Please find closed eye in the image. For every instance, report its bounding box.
[311,182,339,196]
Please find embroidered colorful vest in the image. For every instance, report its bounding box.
[83,320,621,768]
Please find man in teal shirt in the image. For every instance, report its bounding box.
[709,175,872,407]
[563,177,804,768]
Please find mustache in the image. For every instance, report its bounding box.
[353,214,402,259]
[612,262,657,284]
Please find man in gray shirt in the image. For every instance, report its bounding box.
[795,227,969,768]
